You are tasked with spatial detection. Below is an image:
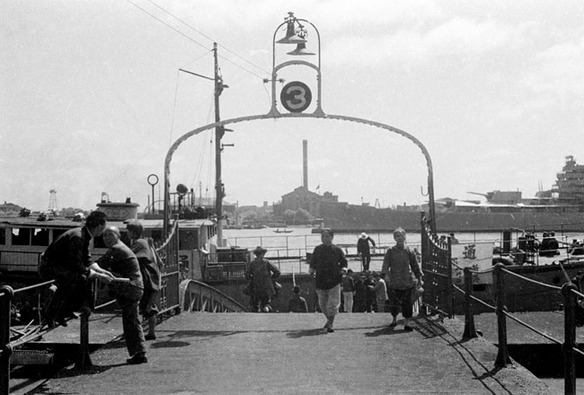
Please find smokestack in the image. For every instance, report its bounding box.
[303,139,308,189]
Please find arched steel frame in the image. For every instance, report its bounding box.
[163,112,436,234]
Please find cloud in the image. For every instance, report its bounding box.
[521,34,584,98]
[325,16,527,67]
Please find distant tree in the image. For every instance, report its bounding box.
[241,210,258,224]
[283,209,295,223]
[294,208,311,224]
[18,208,31,217]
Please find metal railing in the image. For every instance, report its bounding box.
[180,279,247,312]
[420,210,583,394]
[455,262,583,394]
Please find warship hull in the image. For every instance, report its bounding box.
[318,202,584,233]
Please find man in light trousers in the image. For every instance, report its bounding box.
[309,228,348,333]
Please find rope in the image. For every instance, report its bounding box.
[557,260,573,283]
[573,347,584,357]
[500,267,562,290]
[452,284,496,310]
[503,310,562,345]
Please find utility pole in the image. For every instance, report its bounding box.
[174,44,229,246]
[214,42,226,247]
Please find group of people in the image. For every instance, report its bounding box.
[244,227,424,333]
[310,227,423,332]
[40,212,161,365]
[341,270,389,313]
[438,233,459,244]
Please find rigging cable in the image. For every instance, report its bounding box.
[124,0,210,51]
[138,0,271,80]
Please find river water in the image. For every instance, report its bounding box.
[222,227,584,274]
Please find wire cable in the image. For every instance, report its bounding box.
[125,0,211,51]
[141,0,271,79]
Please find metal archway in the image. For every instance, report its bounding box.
[163,112,436,234]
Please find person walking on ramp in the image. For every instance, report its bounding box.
[309,228,348,333]
[381,227,423,331]
[246,246,281,312]
[357,232,376,271]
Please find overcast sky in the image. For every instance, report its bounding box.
[2,0,583,213]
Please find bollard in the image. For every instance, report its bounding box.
[561,283,577,395]
[462,267,477,339]
[0,285,14,395]
[494,263,511,368]
[76,305,93,369]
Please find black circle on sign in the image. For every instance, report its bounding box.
[280,81,312,113]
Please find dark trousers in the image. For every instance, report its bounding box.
[388,287,415,319]
[46,272,92,322]
[361,254,371,271]
[251,289,272,311]
[115,286,146,357]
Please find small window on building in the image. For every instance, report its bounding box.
[32,228,50,246]
[12,228,32,245]
[0,229,5,245]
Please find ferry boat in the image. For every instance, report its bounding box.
[450,228,584,314]
[0,197,217,284]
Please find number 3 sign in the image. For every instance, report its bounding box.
[280,81,312,113]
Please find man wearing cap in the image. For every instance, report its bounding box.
[245,246,281,312]
[309,228,348,333]
[126,220,161,341]
[357,232,376,271]
[97,226,147,364]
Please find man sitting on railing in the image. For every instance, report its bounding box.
[40,211,114,328]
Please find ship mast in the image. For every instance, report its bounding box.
[213,42,228,247]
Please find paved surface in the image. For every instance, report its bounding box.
[13,312,553,395]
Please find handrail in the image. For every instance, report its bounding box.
[501,310,561,345]
[180,279,248,313]
[12,280,54,294]
[500,267,562,290]
[453,260,583,394]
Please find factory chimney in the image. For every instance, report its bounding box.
[303,139,308,189]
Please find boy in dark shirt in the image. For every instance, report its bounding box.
[288,285,308,312]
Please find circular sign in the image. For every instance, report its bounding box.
[147,174,159,186]
[280,81,312,113]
